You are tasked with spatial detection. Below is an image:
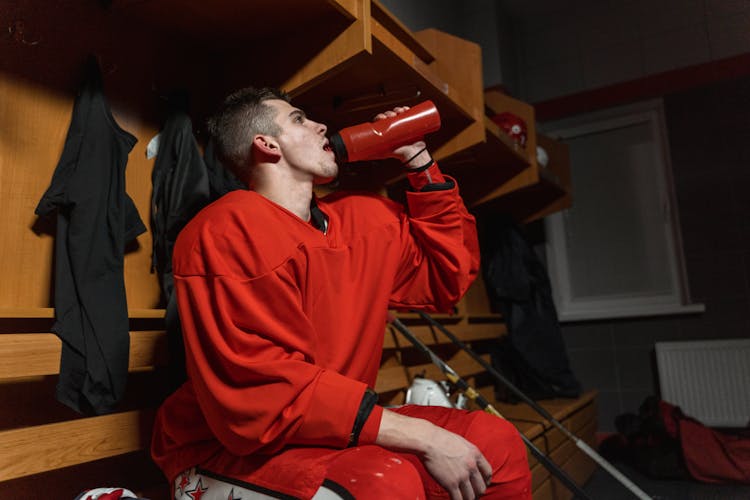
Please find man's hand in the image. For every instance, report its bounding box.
[375,409,493,499]
[421,424,493,499]
[373,107,431,168]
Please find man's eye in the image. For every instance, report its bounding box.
[295,115,304,123]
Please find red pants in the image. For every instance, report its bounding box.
[324,406,531,499]
[194,405,531,499]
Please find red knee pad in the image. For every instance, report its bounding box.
[324,445,426,500]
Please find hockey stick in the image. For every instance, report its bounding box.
[388,315,593,500]
[415,310,653,500]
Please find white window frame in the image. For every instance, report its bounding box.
[542,99,704,322]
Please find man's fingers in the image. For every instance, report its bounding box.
[458,479,475,500]
[373,110,397,120]
[373,107,410,121]
[477,455,494,485]
[448,486,462,500]
[469,469,488,497]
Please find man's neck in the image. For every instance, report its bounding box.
[251,167,314,222]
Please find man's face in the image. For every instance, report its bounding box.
[265,99,338,182]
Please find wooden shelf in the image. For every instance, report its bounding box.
[414,28,486,162]
[393,312,463,323]
[439,90,536,207]
[57,0,484,195]
[107,0,367,111]
[467,314,504,323]
[291,4,484,190]
[474,133,571,223]
[0,330,168,379]
[371,0,435,64]
[438,117,531,207]
[111,0,357,50]
[433,88,573,223]
[0,308,166,319]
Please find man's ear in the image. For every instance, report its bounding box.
[252,134,281,161]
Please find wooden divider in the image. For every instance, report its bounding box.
[0,317,167,497]
[0,330,167,379]
[0,2,585,496]
[0,409,154,483]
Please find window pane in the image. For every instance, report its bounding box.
[565,121,674,300]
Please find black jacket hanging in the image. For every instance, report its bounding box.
[150,94,210,391]
[203,138,245,201]
[35,57,146,415]
[481,217,581,401]
[150,94,210,303]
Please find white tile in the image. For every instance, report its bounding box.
[642,23,711,74]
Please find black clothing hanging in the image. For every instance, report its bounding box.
[481,217,581,401]
[203,139,245,201]
[35,57,146,415]
[150,93,210,303]
[150,93,211,391]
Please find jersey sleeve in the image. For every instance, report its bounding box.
[174,251,380,456]
[389,162,480,312]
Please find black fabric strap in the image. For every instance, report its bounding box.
[321,480,357,500]
[419,179,455,192]
[348,388,378,447]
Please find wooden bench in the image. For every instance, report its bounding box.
[0,311,170,499]
[0,306,596,500]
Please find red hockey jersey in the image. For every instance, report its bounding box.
[151,169,479,496]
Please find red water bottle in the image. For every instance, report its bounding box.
[329,100,441,164]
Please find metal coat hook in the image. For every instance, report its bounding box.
[8,19,41,45]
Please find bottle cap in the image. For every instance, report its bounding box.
[329,133,348,163]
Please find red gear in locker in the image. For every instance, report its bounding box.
[491,112,528,148]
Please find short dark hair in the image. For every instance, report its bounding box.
[206,87,290,180]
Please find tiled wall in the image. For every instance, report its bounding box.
[513,0,750,102]
[563,75,750,431]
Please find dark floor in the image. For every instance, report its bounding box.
[574,461,750,500]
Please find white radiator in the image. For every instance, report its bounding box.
[655,339,750,428]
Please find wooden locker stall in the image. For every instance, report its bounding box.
[0,1,381,497]
[0,1,592,498]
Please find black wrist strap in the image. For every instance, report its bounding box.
[401,147,427,167]
[418,179,455,191]
[348,388,378,447]
[407,157,435,173]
